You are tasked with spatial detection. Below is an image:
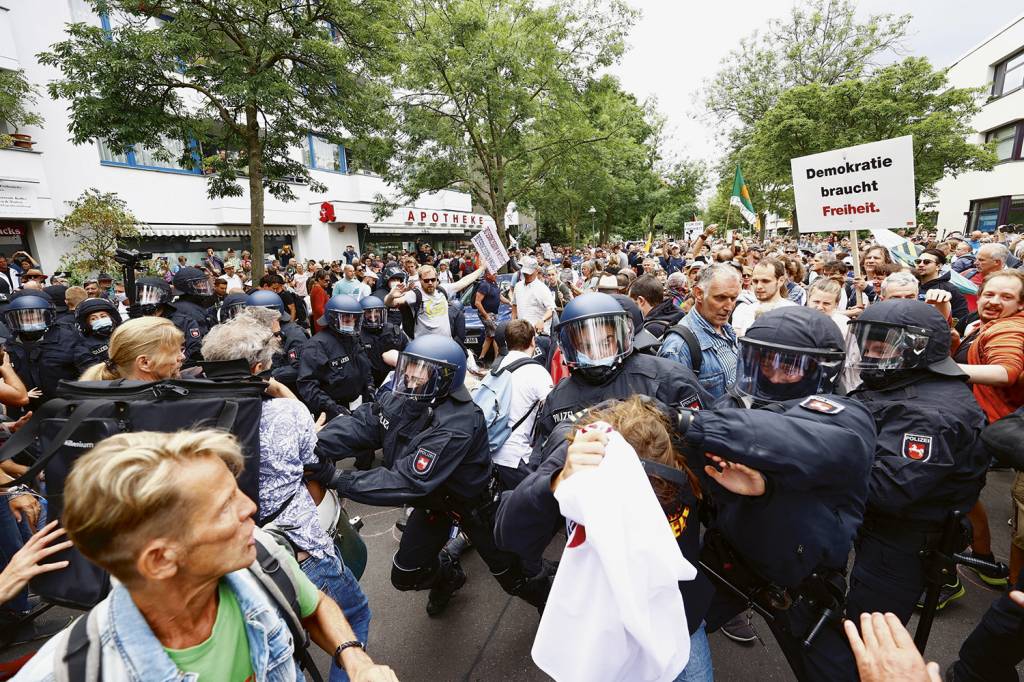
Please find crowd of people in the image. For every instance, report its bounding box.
[0,222,1023,681]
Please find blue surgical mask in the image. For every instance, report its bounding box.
[575,351,615,367]
[340,323,355,333]
[90,317,114,333]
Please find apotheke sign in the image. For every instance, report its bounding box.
[791,135,916,233]
[399,208,494,229]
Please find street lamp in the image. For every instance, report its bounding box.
[588,206,596,242]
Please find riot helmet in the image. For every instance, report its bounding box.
[5,292,55,342]
[247,289,291,322]
[218,293,250,323]
[393,335,466,403]
[360,296,386,331]
[319,295,363,335]
[555,293,634,385]
[735,306,845,406]
[847,299,962,389]
[75,297,121,338]
[172,266,214,298]
[133,277,172,317]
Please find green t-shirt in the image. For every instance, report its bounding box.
[164,555,320,681]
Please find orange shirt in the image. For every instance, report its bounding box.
[967,311,1024,422]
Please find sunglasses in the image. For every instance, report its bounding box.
[914,259,937,265]
[421,277,438,283]
[785,250,796,254]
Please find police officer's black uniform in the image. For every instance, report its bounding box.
[70,298,121,373]
[274,318,308,389]
[170,267,215,365]
[311,335,548,616]
[359,297,408,387]
[844,300,989,623]
[5,292,81,416]
[297,295,373,420]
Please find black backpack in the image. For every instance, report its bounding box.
[403,288,467,348]
[661,322,703,375]
[0,378,267,609]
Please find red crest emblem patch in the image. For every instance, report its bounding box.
[412,448,437,475]
[566,521,587,548]
[190,328,201,338]
[902,434,933,462]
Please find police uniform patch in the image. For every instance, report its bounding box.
[329,356,350,368]
[288,350,297,361]
[189,328,200,339]
[902,434,933,462]
[799,395,845,415]
[412,447,437,475]
[566,521,587,548]
[679,394,703,411]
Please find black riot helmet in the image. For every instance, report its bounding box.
[172,266,214,298]
[75,297,122,338]
[132,277,172,317]
[847,299,963,389]
[218,293,250,323]
[555,293,634,385]
[4,291,55,342]
[735,306,846,407]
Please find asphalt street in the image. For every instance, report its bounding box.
[6,468,1023,681]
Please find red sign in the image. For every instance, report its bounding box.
[319,202,336,223]
[404,209,489,227]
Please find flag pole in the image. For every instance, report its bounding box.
[725,201,734,233]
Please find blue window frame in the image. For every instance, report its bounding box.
[98,137,203,175]
[304,134,348,173]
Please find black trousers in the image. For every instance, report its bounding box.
[846,529,932,624]
[951,573,1024,682]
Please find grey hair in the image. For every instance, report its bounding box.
[696,263,741,290]
[201,314,279,371]
[980,243,1009,263]
[240,306,281,329]
[880,271,919,297]
[665,272,687,289]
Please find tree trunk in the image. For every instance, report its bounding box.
[246,107,266,283]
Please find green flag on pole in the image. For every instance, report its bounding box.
[730,166,756,226]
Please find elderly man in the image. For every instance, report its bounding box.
[658,263,741,400]
[13,430,397,682]
[952,240,977,273]
[333,264,363,298]
[966,243,1010,312]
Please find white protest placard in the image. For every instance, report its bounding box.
[791,135,916,233]
[683,221,704,240]
[541,242,554,260]
[471,223,510,273]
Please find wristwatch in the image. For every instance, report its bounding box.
[333,640,365,669]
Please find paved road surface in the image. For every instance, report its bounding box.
[7,469,1023,680]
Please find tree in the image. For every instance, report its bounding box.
[53,189,142,281]
[40,0,398,279]
[383,0,637,246]
[746,57,997,226]
[0,69,44,147]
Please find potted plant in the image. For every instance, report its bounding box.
[0,69,44,150]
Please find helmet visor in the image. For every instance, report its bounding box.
[393,354,453,400]
[735,342,843,404]
[220,302,247,322]
[136,284,166,306]
[845,321,930,372]
[328,310,362,335]
[6,307,52,333]
[363,308,385,329]
[557,314,633,368]
[188,278,213,296]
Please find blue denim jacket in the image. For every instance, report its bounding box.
[15,567,301,681]
[657,309,738,400]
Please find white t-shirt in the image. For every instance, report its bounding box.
[513,279,556,334]
[402,283,458,338]
[492,350,553,469]
[731,297,797,337]
[221,273,244,292]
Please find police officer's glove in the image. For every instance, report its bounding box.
[304,457,337,488]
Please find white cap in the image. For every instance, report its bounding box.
[520,256,539,275]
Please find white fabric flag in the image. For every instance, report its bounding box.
[532,432,696,682]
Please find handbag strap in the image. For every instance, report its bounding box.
[2,400,110,486]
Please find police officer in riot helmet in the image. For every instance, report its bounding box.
[308,335,550,616]
[844,299,990,623]
[4,291,82,414]
[213,292,249,325]
[71,297,122,372]
[130,276,174,318]
[170,266,214,365]
[372,267,408,329]
[247,289,308,391]
[359,295,409,387]
[297,294,373,420]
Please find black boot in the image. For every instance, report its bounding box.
[492,565,553,614]
[426,550,467,617]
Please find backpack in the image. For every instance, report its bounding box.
[472,357,542,454]
[662,322,703,375]
[0,378,266,609]
[57,531,325,682]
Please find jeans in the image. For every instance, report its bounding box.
[300,549,371,682]
[0,496,31,617]
[674,622,714,682]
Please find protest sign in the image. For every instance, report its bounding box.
[683,221,704,241]
[791,135,916,233]
[541,243,554,260]
[472,223,510,273]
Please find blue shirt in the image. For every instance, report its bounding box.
[477,279,501,314]
[658,308,738,399]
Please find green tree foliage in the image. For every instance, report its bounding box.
[53,189,142,279]
[746,57,997,227]
[385,0,637,244]
[0,69,44,146]
[40,0,398,279]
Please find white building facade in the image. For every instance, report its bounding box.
[935,13,1024,237]
[0,0,495,272]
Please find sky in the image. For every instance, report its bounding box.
[609,0,1023,176]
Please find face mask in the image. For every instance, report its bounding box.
[90,317,114,335]
[576,351,615,367]
[339,323,355,333]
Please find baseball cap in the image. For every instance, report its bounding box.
[520,256,539,275]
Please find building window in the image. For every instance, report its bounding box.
[304,135,348,173]
[1007,195,1024,227]
[993,49,1024,98]
[985,122,1022,161]
[98,136,200,174]
[968,197,1002,232]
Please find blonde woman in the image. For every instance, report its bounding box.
[79,317,184,381]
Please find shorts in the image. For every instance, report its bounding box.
[482,314,497,337]
[1012,472,1024,550]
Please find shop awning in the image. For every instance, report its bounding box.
[368,224,471,235]
[140,224,299,237]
